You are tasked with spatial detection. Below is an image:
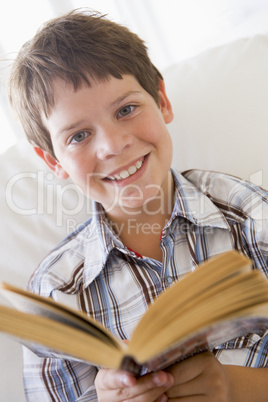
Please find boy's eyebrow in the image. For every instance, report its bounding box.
[56,120,88,137]
[110,90,142,108]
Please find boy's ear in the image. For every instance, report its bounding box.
[158,79,174,124]
[33,147,69,180]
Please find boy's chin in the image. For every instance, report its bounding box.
[102,196,155,217]
[117,191,166,215]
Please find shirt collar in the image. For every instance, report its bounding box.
[83,202,132,288]
[169,169,230,230]
[83,169,230,287]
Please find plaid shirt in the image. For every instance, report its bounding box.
[24,169,268,401]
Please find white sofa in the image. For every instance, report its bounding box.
[0,34,267,401]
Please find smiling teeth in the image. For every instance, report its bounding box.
[109,159,144,181]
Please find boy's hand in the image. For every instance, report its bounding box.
[95,368,174,401]
[165,351,230,401]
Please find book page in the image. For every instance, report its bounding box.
[140,306,268,371]
[0,282,120,347]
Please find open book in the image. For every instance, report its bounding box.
[1,250,268,375]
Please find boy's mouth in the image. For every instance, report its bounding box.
[105,156,145,182]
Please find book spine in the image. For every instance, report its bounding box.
[120,356,142,376]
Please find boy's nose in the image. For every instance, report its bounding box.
[96,126,133,160]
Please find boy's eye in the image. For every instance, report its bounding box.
[118,105,134,118]
[71,131,90,144]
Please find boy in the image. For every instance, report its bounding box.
[8,8,268,402]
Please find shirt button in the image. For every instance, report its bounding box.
[164,276,173,285]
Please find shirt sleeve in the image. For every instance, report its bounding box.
[214,331,268,367]
[23,347,98,402]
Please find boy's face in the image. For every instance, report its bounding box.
[38,74,174,216]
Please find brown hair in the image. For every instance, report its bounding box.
[8,9,163,158]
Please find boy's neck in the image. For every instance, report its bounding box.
[106,171,175,261]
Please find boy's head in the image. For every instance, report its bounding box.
[8,9,163,159]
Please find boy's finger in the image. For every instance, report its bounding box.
[96,368,174,400]
[96,368,137,390]
[118,371,173,401]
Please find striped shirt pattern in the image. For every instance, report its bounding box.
[24,169,268,401]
